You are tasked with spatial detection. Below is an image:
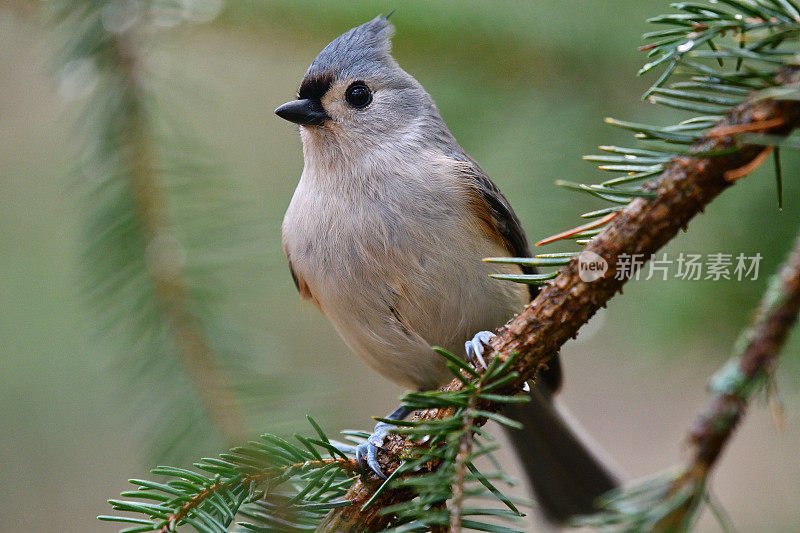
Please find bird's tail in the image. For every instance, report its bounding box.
[502,385,620,524]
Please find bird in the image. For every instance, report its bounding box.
[275,14,619,524]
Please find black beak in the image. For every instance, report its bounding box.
[274,99,329,126]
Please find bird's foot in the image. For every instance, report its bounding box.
[465,330,496,371]
[355,405,411,478]
[466,330,529,391]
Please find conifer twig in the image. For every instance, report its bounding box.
[106,26,247,445]
[577,228,800,532]
[684,229,800,492]
[155,458,357,533]
[449,382,479,533]
[319,66,800,532]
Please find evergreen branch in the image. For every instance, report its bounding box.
[54,0,269,459]
[448,390,478,533]
[492,0,800,283]
[156,457,356,533]
[319,64,800,532]
[104,360,527,532]
[102,422,362,532]
[318,352,527,532]
[496,0,800,255]
[687,228,800,489]
[575,228,800,532]
[107,28,247,445]
[486,64,800,417]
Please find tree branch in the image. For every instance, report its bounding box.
[681,228,800,495]
[577,227,800,532]
[109,30,248,445]
[318,67,800,532]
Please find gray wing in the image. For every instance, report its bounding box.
[466,162,532,259]
[454,152,533,276]
[286,253,321,309]
[455,152,563,391]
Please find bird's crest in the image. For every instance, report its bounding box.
[305,15,396,82]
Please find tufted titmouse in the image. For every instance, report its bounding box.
[276,15,618,523]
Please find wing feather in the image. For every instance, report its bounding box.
[455,152,563,391]
[286,254,321,310]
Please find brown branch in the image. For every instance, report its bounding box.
[108,31,248,445]
[599,230,800,533]
[318,67,800,532]
[686,231,800,477]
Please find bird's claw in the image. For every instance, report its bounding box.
[355,421,391,478]
[465,330,496,370]
[466,330,530,390]
[354,405,411,478]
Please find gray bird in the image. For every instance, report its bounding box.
[275,15,619,524]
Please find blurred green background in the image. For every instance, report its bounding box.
[1,1,798,531]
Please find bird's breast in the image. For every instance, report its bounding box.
[281,164,527,387]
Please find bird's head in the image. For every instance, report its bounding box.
[275,15,444,157]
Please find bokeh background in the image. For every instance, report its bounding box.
[2,1,798,531]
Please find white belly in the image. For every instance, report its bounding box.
[282,168,528,389]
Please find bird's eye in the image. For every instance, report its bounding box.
[345,83,372,109]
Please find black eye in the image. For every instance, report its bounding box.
[345,83,372,109]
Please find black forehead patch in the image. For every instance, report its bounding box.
[298,73,334,101]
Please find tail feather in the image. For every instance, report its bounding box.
[503,385,620,524]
